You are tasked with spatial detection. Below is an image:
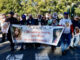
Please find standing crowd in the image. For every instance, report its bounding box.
[0,12,80,55]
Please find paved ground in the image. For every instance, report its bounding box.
[0,33,80,60]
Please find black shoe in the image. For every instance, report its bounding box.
[74,46,79,49]
[62,51,67,55]
[20,48,24,51]
[51,46,56,52]
[69,46,75,50]
[1,40,5,43]
[11,48,15,51]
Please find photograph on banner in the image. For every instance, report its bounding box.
[11,25,23,43]
[1,22,10,33]
[51,26,64,46]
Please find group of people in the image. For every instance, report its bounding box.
[0,12,80,55]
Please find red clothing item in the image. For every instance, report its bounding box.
[70,24,74,33]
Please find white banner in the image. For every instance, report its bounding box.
[11,25,64,46]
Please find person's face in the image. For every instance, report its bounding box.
[38,15,41,19]
[22,17,26,20]
[29,15,32,19]
[64,15,68,19]
[15,28,19,36]
[2,14,6,18]
[43,17,46,20]
[11,14,14,17]
[76,28,79,33]
[3,24,8,29]
[49,16,52,19]
[8,14,11,18]
[56,31,60,37]
[54,14,57,16]
[53,19,56,23]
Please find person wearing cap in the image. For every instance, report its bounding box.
[6,12,19,24]
[52,12,59,22]
[19,15,27,25]
[19,14,28,50]
[59,12,74,55]
[6,12,19,51]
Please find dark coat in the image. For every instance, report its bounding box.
[19,20,27,25]
[72,20,80,29]
[6,17,19,46]
[27,18,36,25]
[35,19,47,25]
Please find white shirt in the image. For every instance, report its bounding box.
[59,18,72,34]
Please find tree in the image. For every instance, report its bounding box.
[0,0,80,16]
[0,0,22,15]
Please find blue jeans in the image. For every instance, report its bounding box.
[60,33,71,51]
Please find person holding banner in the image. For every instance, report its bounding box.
[6,12,19,51]
[19,15,27,25]
[27,14,35,25]
[52,12,59,22]
[19,14,28,50]
[59,12,74,55]
[35,14,42,25]
[25,15,36,49]
[47,15,53,25]
[34,15,43,48]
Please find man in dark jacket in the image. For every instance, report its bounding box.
[27,15,38,48]
[27,15,35,25]
[35,15,43,25]
[19,15,27,25]
[19,15,28,50]
[6,12,19,51]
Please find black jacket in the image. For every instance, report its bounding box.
[19,20,27,25]
[72,20,80,29]
[35,19,47,25]
[6,17,19,42]
[27,18,35,25]
[6,17,19,24]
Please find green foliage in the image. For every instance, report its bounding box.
[0,0,80,16]
[75,6,80,16]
